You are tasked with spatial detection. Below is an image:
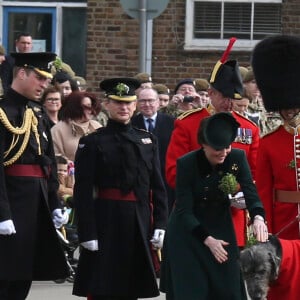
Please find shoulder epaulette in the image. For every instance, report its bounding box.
[233,111,258,126]
[177,108,204,120]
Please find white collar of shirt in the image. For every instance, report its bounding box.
[143,113,158,129]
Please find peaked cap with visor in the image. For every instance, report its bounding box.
[100,77,140,102]
[11,52,56,80]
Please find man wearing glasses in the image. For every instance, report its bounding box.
[132,87,175,213]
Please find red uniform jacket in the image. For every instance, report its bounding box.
[256,125,300,239]
[267,238,300,300]
[166,109,260,246]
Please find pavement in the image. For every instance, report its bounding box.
[27,281,166,300]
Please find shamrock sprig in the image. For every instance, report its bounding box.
[288,159,296,169]
[115,83,129,96]
[218,173,239,196]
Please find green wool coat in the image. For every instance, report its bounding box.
[160,148,265,300]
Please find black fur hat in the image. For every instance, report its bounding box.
[252,35,300,111]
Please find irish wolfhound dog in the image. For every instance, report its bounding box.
[240,235,300,300]
[240,235,281,300]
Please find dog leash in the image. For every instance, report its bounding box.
[275,214,300,236]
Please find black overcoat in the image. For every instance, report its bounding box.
[73,119,168,298]
[0,89,69,280]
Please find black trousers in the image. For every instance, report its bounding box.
[0,280,32,300]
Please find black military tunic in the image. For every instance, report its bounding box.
[0,88,69,280]
[73,119,168,298]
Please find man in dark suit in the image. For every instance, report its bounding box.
[132,87,175,213]
[0,32,33,95]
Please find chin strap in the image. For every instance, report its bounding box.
[287,111,300,128]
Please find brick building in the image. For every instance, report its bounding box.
[86,0,300,95]
[0,0,299,94]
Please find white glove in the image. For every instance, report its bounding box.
[52,209,69,229]
[0,219,16,235]
[81,240,99,251]
[150,229,165,249]
[229,191,246,209]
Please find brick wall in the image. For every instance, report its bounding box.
[86,0,300,95]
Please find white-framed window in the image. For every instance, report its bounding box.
[185,0,282,51]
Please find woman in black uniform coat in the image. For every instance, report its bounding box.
[160,112,269,300]
[73,78,168,300]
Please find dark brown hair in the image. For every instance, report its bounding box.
[52,71,79,93]
[61,91,101,121]
[40,85,63,104]
[55,154,68,165]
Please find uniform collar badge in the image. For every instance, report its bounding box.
[141,138,152,144]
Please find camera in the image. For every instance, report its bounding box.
[183,96,194,103]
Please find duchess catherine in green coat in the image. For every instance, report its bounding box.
[160,112,268,300]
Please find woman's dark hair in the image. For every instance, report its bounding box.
[40,85,63,104]
[197,117,209,145]
[60,91,101,121]
[52,71,79,92]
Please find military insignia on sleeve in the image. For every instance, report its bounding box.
[177,108,203,120]
[141,138,152,144]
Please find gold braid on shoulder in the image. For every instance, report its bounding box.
[0,107,41,166]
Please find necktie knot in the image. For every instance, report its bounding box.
[147,118,154,132]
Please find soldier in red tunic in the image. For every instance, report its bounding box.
[253,35,300,241]
[166,38,260,247]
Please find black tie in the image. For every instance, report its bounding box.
[147,118,154,132]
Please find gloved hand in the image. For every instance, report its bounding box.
[150,229,165,249]
[81,240,99,251]
[52,209,69,229]
[0,219,16,235]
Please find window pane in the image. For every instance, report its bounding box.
[224,3,251,39]
[253,3,282,39]
[62,7,87,76]
[193,1,282,41]
[194,2,221,38]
